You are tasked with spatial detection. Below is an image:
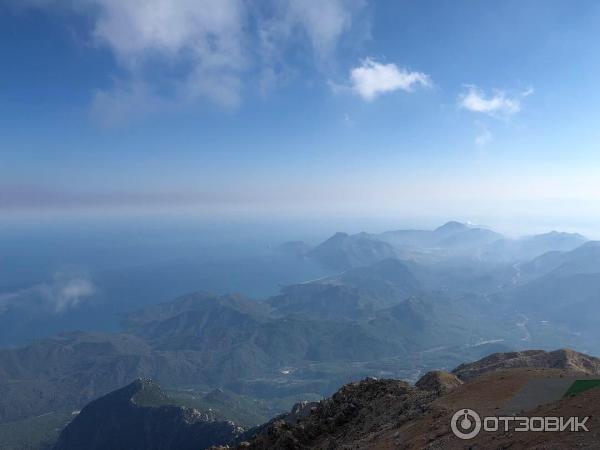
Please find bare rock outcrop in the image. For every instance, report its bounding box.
[452,348,600,381]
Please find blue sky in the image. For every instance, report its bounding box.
[2,0,600,232]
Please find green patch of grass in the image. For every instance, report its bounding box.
[564,379,600,398]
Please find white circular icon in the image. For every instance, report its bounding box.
[451,408,482,439]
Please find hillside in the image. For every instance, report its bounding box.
[20,346,600,449]
[452,348,600,380]
[267,259,422,319]
[53,379,243,450]
[308,232,399,270]
[235,348,600,449]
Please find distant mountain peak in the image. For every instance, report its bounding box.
[434,221,470,233]
[309,231,398,270]
[332,231,350,239]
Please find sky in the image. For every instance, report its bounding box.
[2,0,600,234]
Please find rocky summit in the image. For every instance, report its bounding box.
[230,348,600,449]
[53,379,243,450]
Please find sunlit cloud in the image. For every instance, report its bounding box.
[349,58,432,101]
[458,84,533,117]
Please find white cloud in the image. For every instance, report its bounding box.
[90,0,246,113]
[349,58,432,101]
[48,275,96,313]
[285,0,364,60]
[15,0,368,122]
[459,85,532,116]
[92,0,243,61]
[0,272,96,315]
[256,0,366,94]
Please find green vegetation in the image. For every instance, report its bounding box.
[0,411,73,450]
[564,379,600,398]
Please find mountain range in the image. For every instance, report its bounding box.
[298,221,587,269]
[1,221,599,449]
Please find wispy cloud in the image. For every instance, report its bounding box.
[282,0,365,61]
[91,0,246,111]
[349,58,432,101]
[90,79,170,126]
[15,0,368,123]
[256,0,367,93]
[0,272,96,315]
[49,274,96,313]
[459,85,533,117]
